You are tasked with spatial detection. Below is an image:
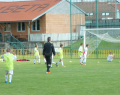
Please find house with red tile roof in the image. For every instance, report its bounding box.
[0,0,87,42]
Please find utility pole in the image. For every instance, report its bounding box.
[96,0,98,58]
[115,0,117,19]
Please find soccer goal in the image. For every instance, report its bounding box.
[83,28,120,58]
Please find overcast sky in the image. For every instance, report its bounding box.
[0,0,120,2]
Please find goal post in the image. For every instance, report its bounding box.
[83,28,120,58]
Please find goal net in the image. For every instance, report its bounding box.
[84,28,120,58]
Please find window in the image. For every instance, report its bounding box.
[102,13,110,16]
[89,13,93,16]
[17,22,25,32]
[4,23,11,32]
[85,21,92,23]
[106,13,109,16]
[32,19,40,31]
[87,13,94,16]
[102,13,105,16]
[84,0,95,2]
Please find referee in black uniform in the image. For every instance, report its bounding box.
[43,37,55,73]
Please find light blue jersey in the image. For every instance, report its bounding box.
[107,54,113,62]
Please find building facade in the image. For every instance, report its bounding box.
[0,0,86,42]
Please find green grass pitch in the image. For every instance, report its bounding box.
[0,58,120,95]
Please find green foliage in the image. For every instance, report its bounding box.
[65,39,83,49]
[65,39,120,49]
[0,58,120,95]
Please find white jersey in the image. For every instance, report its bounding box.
[56,48,62,53]
[1,53,17,61]
[84,47,88,55]
[34,48,38,52]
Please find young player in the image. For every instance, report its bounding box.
[83,44,89,65]
[34,45,41,64]
[78,43,84,64]
[0,56,3,62]
[107,52,115,62]
[56,44,65,67]
[1,48,17,84]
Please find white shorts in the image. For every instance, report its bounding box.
[5,70,13,75]
[79,56,83,58]
[35,56,40,59]
[107,59,113,62]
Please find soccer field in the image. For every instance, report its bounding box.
[0,58,120,95]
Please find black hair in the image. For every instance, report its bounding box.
[47,37,51,42]
[35,45,38,47]
[60,44,63,47]
[6,48,11,52]
[86,44,89,47]
[110,52,112,54]
[80,43,83,46]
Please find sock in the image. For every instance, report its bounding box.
[5,75,8,82]
[57,61,60,64]
[80,58,83,63]
[11,75,12,81]
[44,58,46,62]
[61,61,64,66]
[34,59,36,63]
[51,64,52,67]
[9,75,12,83]
[83,58,86,64]
[38,59,40,63]
[47,64,51,72]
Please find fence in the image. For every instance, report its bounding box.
[0,34,27,42]
[0,47,120,59]
[70,0,120,58]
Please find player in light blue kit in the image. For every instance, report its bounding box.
[107,52,115,62]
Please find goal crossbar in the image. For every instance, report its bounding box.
[84,28,120,31]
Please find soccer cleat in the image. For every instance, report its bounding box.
[56,63,59,67]
[62,65,65,67]
[9,82,11,84]
[46,72,51,74]
[34,63,35,64]
[80,63,82,65]
[5,81,7,83]
[38,63,41,64]
[83,64,86,65]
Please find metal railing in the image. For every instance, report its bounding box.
[0,34,25,49]
[0,47,120,59]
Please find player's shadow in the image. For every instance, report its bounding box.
[0,81,7,84]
